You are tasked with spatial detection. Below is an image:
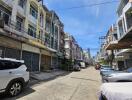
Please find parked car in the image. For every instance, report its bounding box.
[0,58,29,96]
[99,82,132,100]
[80,62,86,68]
[103,67,132,82]
[73,63,81,71]
[100,65,113,75]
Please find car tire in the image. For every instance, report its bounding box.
[7,81,23,97]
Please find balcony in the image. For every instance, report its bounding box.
[1,0,13,8]
[28,15,37,25]
[17,5,26,17]
[2,20,30,41]
[117,3,132,48]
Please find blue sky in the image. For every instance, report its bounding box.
[44,0,119,56]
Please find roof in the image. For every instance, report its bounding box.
[0,58,24,63]
[100,82,132,100]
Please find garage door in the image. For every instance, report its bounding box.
[0,46,4,57]
[5,48,21,60]
[0,47,21,60]
[22,51,39,72]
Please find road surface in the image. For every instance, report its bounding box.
[2,66,101,100]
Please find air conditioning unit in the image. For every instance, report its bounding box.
[0,17,4,28]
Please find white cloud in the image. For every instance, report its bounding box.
[81,0,104,18]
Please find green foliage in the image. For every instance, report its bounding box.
[60,58,73,71]
[99,58,109,65]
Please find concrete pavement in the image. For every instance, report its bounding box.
[1,66,101,100]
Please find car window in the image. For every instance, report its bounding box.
[0,60,22,70]
[127,67,132,73]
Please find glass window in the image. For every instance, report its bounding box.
[18,0,25,8]
[0,10,10,25]
[30,5,38,19]
[16,16,23,31]
[40,13,44,27]
[0,60,22,70]
[28,24,36,38]
[3,13,10,25]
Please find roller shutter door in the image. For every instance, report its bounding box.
[5,48,21,60]
[22,51,39,72]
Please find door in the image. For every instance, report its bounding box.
[22,51,39,72]
[22,51,32,71]
[118,61,125,71]
[126,59,132,69]
[32,53,39,71]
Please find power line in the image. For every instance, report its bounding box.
[59,0,119,11]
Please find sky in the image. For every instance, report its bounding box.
[44,0,119,56]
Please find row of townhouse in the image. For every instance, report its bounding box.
[97,0,132,70]
[64,33,91,64]
[0,0,90,72]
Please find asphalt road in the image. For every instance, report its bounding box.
[2,66,101,100]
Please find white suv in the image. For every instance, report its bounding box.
[0,58,29,96]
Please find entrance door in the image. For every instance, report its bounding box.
[22,51,39,72]
[22,51,32,71]
[32,53,39,71]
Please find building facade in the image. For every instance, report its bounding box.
[98,0,132,70]
[0,0,90,72]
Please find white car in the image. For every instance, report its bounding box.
[99,82,132,100]
[80,62,86,68]
[0,58,29,96]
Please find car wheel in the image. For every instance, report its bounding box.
[8,82,22,96]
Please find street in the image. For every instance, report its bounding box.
[1,67,101,100]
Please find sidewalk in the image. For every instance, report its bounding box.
[29,70,69,86]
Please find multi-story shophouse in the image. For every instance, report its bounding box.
[104,24,119,69]
[50,10,64,69]
[116,0,132,70]
[0,0,45,72]
[0,0,64,72]
[64,33,72,60]
[104,0,132,70]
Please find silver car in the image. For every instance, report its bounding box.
[103,68,132,82]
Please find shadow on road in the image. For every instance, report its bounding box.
[30,71,72,87]
[0,87,35,100]
[71,77,99,82]
[0,71,72,100]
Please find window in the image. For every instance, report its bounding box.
[45,34,50,47]
[0,60,22,70]
[30,5,38,19]
[40,13,44,27]
[51,37,54,48]
[0,10,11,25]
[18,0,25,8]
[16,16,23,31]
[28,24,36,38]
[55,26,58,39]
[45,21,51,33]
[3,13,10,25]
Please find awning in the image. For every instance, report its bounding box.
[41,49,51,56]
[0,35,21,49]
[28,39,46,49]
[105,41,132,50]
